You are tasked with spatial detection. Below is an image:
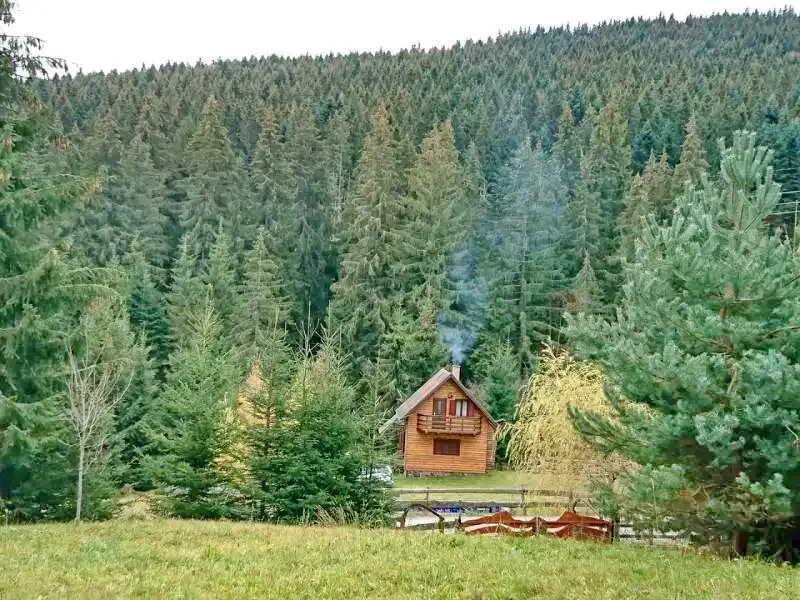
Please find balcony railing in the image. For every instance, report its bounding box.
[417,414,481,435]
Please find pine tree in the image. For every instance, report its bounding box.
[567,132,800,560]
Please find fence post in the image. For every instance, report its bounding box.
[520,488,527,516]
[425,487,430,504]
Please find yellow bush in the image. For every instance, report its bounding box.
[505,347,626,476]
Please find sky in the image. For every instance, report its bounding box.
[9,0,795,74]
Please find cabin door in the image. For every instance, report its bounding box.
[432,398,447,430]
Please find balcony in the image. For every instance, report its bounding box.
[416,414,481,435]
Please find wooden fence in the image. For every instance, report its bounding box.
[392,486,593,515]
[392,486,682,545]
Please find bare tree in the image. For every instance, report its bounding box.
[66,309,135,523]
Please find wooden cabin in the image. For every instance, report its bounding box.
[380,365,497,475]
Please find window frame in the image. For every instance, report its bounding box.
[433,438,461,456]
[454,399,469,417]
[432,398,447,416]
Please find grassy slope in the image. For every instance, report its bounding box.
[2,521,797,599]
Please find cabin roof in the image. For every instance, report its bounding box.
[378,368,497,433]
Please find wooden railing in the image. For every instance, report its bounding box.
[391,487,684,545]
[416,414,481,435]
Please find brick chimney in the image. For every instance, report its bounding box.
[451,363,461,382]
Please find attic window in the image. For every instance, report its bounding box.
[433,439,460,456]
[455,399,468,417]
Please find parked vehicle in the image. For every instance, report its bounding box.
[361,465,393,483]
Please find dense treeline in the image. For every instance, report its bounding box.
[2,4,800,542]
[40,10,800,375]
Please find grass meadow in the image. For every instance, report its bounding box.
[2,519,797,599]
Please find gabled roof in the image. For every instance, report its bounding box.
[379,368,497,433]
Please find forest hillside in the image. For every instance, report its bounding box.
[3,8,800,549]
[39,10,800,381]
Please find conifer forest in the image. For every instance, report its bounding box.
[2,2,800,561]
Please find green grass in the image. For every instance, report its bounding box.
[393,470,587,511]
[1,520,797,599]
[394,470,585,491]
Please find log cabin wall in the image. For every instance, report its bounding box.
[403,380,495,474]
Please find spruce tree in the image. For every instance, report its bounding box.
[569,254,600,315]
[233,227,292,357]
[124,238,169,379]
[117,134,169,267]
[251,109,294,258]
[201,224,237,335]
[146,291,240,518]
[618,151,673,261]
[488,141,569,373]
[480,339,520,422]
[180,96,248,260]
[166,236,203,345]
[394,120,466,305]
[552,103,580,191]
[567,132,800,560]
[568,100,632,304]
[283,103,333,323]
[329,105,402,371]
[0,107,98,520]
[673,115,710,191]
[377,295,449,397]
[249,334,390,523]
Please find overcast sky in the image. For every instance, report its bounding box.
[9,0,794,74]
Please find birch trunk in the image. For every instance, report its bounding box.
[74,442,85,523]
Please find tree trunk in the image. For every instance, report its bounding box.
[75,442,84,523]
[732,529,749,557]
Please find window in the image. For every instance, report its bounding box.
[432,398,447,416]
[455,399,469,417]
[433,439,460,456]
